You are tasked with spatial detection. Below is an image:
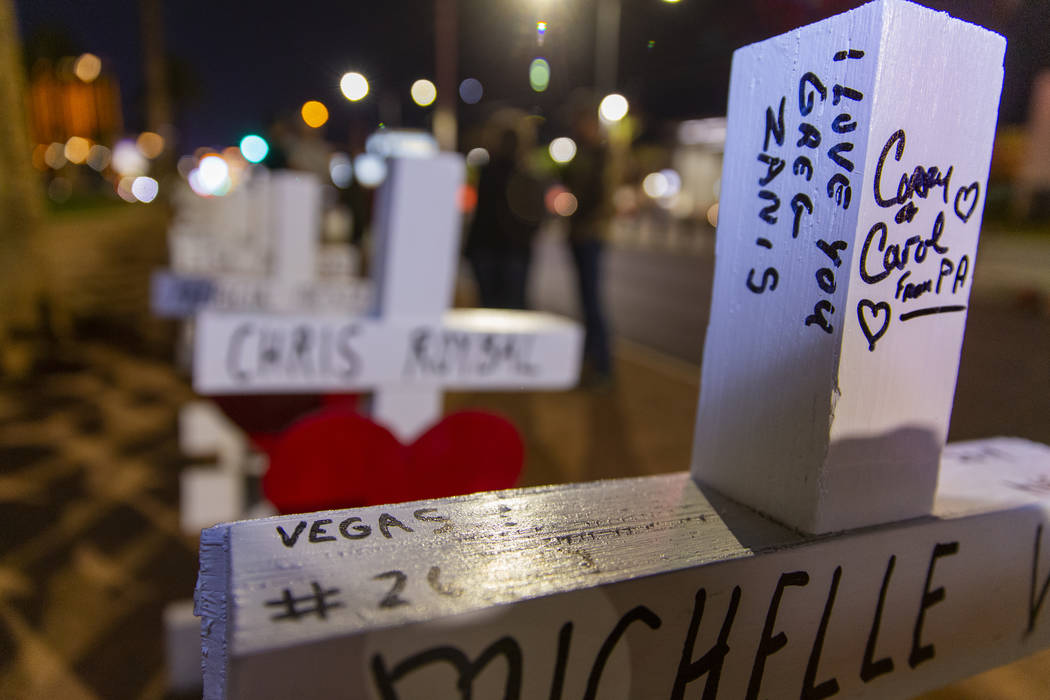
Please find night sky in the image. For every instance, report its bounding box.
[14,0,1048,154]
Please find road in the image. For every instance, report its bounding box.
[530,222,1050,447]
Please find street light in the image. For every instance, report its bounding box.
[549,137,577,164]
[411,79,438,107]
[300,100,329,128]
[340,72,369,101]
[529,58,551,92]
[459,78,483,104]
[239,135,269,164]
[598,93,629,122]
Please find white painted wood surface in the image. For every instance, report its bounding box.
[150,270,373,318]
[197,438,1050,699]
[368,154,468,437]
[177,401,255,535]
[692,0,1006,534]
[178,401,247,472]
[269,171,322,310]
[180,468,244,534]
[192,309,582,394]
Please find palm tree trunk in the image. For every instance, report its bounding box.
[0,0,45,375]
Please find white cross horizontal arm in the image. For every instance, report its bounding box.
[197,438,1050,699]
[192,308,583,394]
[150,270,373,319]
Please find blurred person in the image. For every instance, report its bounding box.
[264,118,292,170]
[465,125,544,309]
[563,104,613,383]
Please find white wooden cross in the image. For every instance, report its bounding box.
[159,171,369,534]
[152,169,372,318]
[192,154,583,441]
[194,3,1050,699]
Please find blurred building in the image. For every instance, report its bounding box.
[26,54,123,147]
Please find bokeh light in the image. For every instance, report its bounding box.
[131,176,159,203]
[553,191,578,217]
[706,202,719,227]
[340,72,369,101]
[548,137,577,164]
[599,93,629,122]
[136,131,165,159]
[458,184,478,213]
[329,153,353,188]
[642,169,682,200]
[301,100,329,128]
[86,144,111,171]
[112,139,147,176]
[64,136,90,164]
[643,171,669,198]
[198,155,230,193]
[659,168,682,197]
[353,153,387,188]
[545,185,567,214]
[239,134,269,163]
[116,176,137,202]
[187,169,208,196]
[44,143,66,169]
[544,186,578,217]
[188,164,231,198]
[73,53,101,83]
[410,79,437,107]
[459,78,483,104]
[529,58,550,92]
[466,147,490,168]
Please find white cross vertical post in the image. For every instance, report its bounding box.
[691,0,1006,534]
[366,155,463,439]
[269,171,321,311]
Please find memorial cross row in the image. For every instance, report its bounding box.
[192,154,583,440]
[151,170,372,318]
[195,2,1044,698]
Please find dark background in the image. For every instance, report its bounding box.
[14,0,1049,152]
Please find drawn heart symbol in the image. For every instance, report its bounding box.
[953,182,980,223]
[857,300,891,352]
[261,406,524,514]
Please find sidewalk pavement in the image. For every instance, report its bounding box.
[1,331,1047,697]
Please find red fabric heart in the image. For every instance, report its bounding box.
[212,393,359,451]
[261,407,524,514]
